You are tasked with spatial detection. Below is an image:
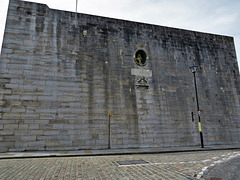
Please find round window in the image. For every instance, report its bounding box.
[134,50,147,66]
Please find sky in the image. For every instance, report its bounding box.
[0,0,240,68]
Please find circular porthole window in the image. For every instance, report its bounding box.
[134,49,148,66]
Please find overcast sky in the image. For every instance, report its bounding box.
[0,0,240,68]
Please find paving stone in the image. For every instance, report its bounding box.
[0,150,239,180]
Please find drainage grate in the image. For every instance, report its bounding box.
[116,160,149,166]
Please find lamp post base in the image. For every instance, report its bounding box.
[200,131,204,148]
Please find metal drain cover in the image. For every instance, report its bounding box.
[116,160,149,165]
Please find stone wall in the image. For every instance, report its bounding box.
[0,0,240,152]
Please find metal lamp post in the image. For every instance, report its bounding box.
[190,65,204,148]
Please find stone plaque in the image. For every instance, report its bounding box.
[131,69,152,77]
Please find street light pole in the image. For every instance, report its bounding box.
[190,65,204,148]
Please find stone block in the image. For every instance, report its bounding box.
[34,120,49,124]
[14,130,29,135]
[4,37,23,45]
[43,130,59,135]
[3,113,21,119]
[5,84,19,89]
[38,96,57,101]
[30,130,43,135]
[4,124,18,130]
[18,124,28,129]
[51,135,70,141]
[15,141,28,148]
[4,135,21,141]
[21,135,36,141]
[46,140,60,146]
[53,124,64,129]
[9,101,22,106]
[0,142,15,148]
[28,124,39,130]
[20,95,38,101]
[39,114,55,120]
[0,89,12,94]
[1,48,13,54]
[22,114,40,119]
[11,108,26,113]
[0,147,8,153]
[28,141,45,147]
[68,130,81,135]
[72,140,85,146]
[63,124,75,130]
[36,108,57,113]
[59,140,72,146]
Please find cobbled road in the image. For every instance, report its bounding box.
[0,150,240,180]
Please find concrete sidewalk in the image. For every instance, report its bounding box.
[1,144,240,159]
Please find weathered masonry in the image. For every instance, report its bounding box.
[0,0,240,152]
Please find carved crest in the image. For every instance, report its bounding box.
[136,76,149,88]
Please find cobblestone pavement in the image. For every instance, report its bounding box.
[0,150,240,180]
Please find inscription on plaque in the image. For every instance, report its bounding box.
[131,69,152,77]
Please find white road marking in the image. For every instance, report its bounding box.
[196,152,240,179]
[117,152,240,180]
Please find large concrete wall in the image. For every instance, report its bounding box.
[0,0,240,152]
